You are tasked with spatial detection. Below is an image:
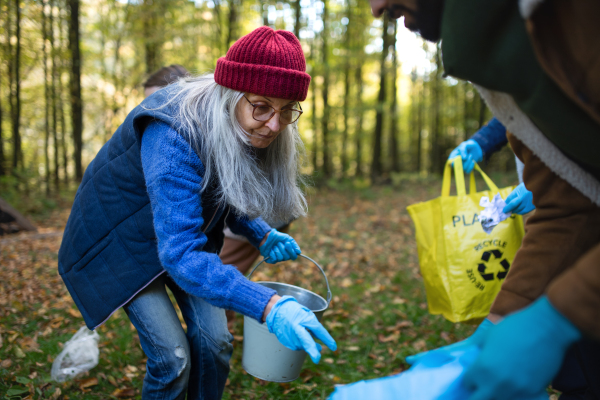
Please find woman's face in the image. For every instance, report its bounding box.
[236,93,299,149]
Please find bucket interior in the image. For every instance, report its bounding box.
[257,281,328,317]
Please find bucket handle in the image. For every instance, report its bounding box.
[247,254,332,305]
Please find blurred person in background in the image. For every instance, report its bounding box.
[59,27,336,400]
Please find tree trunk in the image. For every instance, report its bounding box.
[226,0,241,47]
[388,19,400,173]
[0,0,5,176]
[417,76,424,173]
[11,0,22,171]
[68,0,83,181]
[430,44,443,174]
[58,0,68,183]
[51,0,59,190]
[4,0,11,177]
[293,0,301,38]
[309,36,318,175]
[143,12,159,73]
[354,64,364,178]
[370,12,390,181]
[320,0,330,177]
[340,3,351,177]
[43,0,51,194]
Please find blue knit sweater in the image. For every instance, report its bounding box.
[141,121,276,320]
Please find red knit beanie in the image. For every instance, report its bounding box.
[215,26,310,101]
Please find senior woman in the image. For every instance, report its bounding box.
[58,27,336,400]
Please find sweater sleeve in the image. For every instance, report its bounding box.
[470,117,508,156]
[141,121,276,321]
[226,214,271,249]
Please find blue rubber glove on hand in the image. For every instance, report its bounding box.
[405,319,494,366]
[463,296,581,400]
[259,228,301,263]
[502,182,535,215]
[448,139,484,174]
[266,296,337,363]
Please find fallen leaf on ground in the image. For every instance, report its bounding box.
[50,388,61,400]
[1,358,12,368]
[78,377,98,390]
[112,387,136,398]
[378,333,400,343]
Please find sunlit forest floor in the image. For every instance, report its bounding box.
[0,173,520,399]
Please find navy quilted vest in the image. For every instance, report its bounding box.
[58,88,228,330]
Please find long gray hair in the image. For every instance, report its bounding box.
[163,74,307,223]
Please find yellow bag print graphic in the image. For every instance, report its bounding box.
[406,158,524,323]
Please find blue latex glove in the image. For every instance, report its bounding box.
[329,346,480,400]
[266,296,337,363]
[259,228,301,263]
[463,296,581,400]
[448,140,484,174]
[405,319,494,366]
[502,182,535,215]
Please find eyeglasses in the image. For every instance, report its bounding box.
[243,95,303,125]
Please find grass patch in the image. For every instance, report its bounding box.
[0,175,519,399]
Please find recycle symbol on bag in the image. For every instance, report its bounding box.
[478,249,510,281]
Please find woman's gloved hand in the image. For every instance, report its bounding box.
[448,140,484,173]
[502,182,535,215]
[266,296,337,363]
[463,296,581,400]
[259,228,301,263]
[405,319,494,366]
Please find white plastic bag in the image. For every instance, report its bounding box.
[51,326,100,382]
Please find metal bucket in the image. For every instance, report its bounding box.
[242,254,331,382]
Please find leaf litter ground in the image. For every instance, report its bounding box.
[1,177,518,399]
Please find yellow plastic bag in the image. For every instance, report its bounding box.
[407,158,524,323]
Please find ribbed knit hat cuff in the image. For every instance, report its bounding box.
[215,57,311,101]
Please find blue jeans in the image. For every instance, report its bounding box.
[124,275,234,400]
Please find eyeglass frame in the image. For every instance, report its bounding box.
[242,95,303,125]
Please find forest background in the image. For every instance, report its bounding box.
[0,0,518,205]
[0,1,528,398]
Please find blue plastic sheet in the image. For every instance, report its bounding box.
[328,346,548,400]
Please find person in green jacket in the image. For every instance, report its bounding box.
[368,0,600,398]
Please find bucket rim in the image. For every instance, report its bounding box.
[255,281,329,313]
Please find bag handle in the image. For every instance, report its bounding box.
[470,164,500,194]
[442,157,467,197]
[443,157,500,196]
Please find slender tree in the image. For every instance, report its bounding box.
[58,0,68,183]
[354,64,364,177]
[388,19,400,172]
[226,0,241,47]
[430,43,443,174]
[51,0,60,189]
[43,0,51,193]
[417,73,424,172]
[370,12,390,180]
[68,0,83,180]
[340,1,352,177]
[11,0,22,170]
[320,0,330,177]
[0,0,4,176]
[293,0,301,38]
